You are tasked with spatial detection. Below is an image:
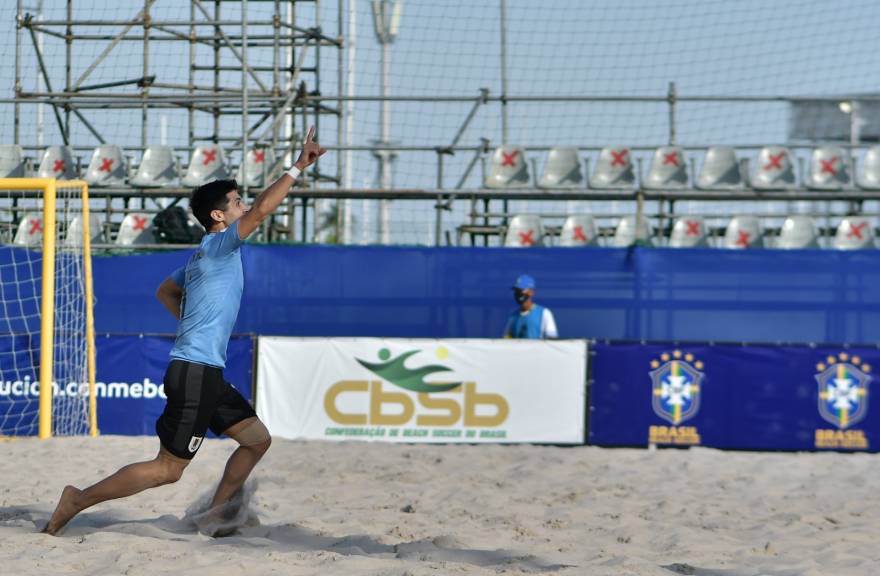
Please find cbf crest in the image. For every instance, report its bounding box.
[815,352,871,429]
[650,350,704,425]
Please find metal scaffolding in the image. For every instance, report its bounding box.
[11,0,343,238]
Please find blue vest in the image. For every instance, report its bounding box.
[505,304,546,339]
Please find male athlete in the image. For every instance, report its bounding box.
[43,127,326,535]
[503,274,558,339]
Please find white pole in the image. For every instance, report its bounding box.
[343,0,357,244]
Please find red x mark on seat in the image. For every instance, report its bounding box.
[763,152,784,171]
[53,159,65,173]
[518,230,535,246]
[501,150,519,167]
[29,219,42,235]
[848,222,867,239]
[202,148,217,166]
[610,149,628,167]
[820,157,838,175]
[662,152,679,166]
[99,158,114,172]
[685,220,700,236]
[253,150,265,163]
[132,215,148,231]
[735,230,750,247]
[573,226,588,242]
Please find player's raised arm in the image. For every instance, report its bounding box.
[237,126,326,240]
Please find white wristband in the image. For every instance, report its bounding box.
[285,166,302,180]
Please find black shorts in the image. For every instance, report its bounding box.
[156,359,257,460]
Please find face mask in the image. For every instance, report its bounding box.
[513,289,529,304]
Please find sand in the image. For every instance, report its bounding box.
[2,436,878,575]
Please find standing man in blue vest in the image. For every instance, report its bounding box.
[503,274,558,339]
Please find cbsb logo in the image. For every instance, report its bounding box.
[324,347,509,427]
[815,352,871,429]
[649,350,704,425]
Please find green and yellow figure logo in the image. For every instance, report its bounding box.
[324,347,509,428]
[650,350,704,426]
[816,352,870,429]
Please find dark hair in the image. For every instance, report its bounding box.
[189,179,238,231]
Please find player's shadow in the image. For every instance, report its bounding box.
[19,506,571,573]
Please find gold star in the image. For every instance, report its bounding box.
[839,352,849,361]
[650,360,660,369]
[852,356,861,365]
[673,350,682,359]
[816,363,826,372]
[695,361,704,370]
[827,356,837,365]
[661,353,670,362]
[864,365,872,373]
[685,353,694,362]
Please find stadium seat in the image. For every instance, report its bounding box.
[558,214,598,247]
[64,213,104,246]
[183,144,231,187]
[589,146,635,189]
[856,146,880,190]
[115,212,156,245]
[37,146,77,179]
[503,214,544,247]
[84,144,127,187]
[538,147,583,189]
[238,147,276,188]
[777,215,819,249]
[807,146,851,190]
[13,212,43,247]
[0,144,27,178]
[723,216,763,248]
[751,146,796,190]
[131,145,179,188]
[643,146,688,190]
[611,215,653,247]
[833,216,874,250]
[668,216,708,247]
[485,146,530,188]
[696,146,744,190]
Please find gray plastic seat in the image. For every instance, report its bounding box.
[696,147,743,190]
[503,214,544,247]
[485,146,530,188]
[238,147,276,188]
[857,146,880,191]
[807,146,850,190]
[37,146,77,179]
[777,215,819,249]
[538,147,583,189]
[723,216,763,249]
[84,144,127,187]
[558,214,598,247]
[115,212,156,245]
[13,212,44,247]
[131,146,179,188]
[833,216,874,250]
[668,216,708,248]
[64,213,104,246]
[183,145,230,187]
[643,146,688,190]
[589,146,635,190]
[612,215,653,247]
[751,147,796,190]
[0,145,27,177]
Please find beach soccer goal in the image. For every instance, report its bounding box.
[0,178,97,438]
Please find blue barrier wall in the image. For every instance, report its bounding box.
[91,245,880,344]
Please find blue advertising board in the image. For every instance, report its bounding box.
[590,342,880,451]
[94,333,254,436]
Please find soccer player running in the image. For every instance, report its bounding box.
[43,127,326,535]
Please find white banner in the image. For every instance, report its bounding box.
[256,337,586,444]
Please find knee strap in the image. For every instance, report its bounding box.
[235,419,271,446]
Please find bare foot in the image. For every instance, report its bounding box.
[42,485,83,535]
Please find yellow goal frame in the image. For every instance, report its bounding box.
[0,178,97,438]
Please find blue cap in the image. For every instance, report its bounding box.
[513,274,535,290]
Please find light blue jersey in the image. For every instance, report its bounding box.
[169,221,245,368]
[504,304,559,339]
